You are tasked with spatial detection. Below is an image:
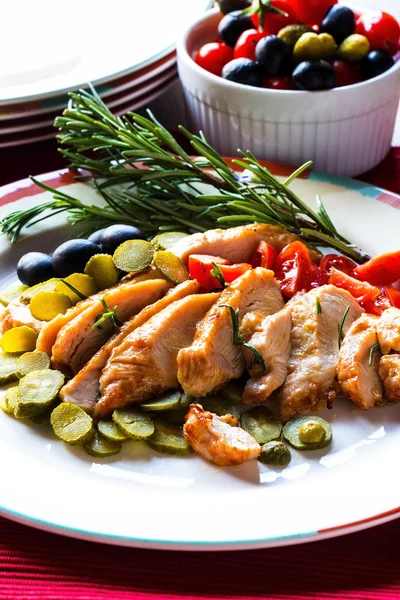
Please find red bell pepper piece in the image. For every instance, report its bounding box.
[329,268,381,303]
[250,241,278,270]
[353,250,400,285]
[188,254,251,290]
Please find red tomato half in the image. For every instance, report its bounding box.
[195,43,233,76]
[274,241,316,298]
[320,253,357,276]
[383,285,400,308]
[234,29,264,60]
[293,0,338,26]
[251,0,298,34]
[329,268,380,303]
[331,60,360,88]
[250,241,278,269]
[356,11,400,56]
[354,250,400,285]
[188,254,251,290]
[361,285,400,315]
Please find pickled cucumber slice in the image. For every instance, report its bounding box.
[0,393,11,415]
[29,408,53,425]
[258,441,291,466]
[141,390,192,412]
[283,416,332,450]
[20,278,60,304]
[84,430,122,457]
[3,386,20,415]
[153,251,189,284]
[220,380,245,404]
[84,255,119,290]
[200,394,240,419]
[17,369,65,417]
[51,402,93,444]
[30,291,72,321]
[16,351,50,378]
[0,326,38,353]
[147,418,192,456]
[163,406,190,425]
[113,240,154,273]
[55,274,97,304]
[112,407,154,440]
[241,406,282,444]
[0,282,28,307]
[97,419,129,442]
[151,232,188,251]
[0,353,20,385]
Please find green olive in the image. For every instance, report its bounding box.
[293,32,337,62]
[258,441,291,466]
[278,24,314,49]
[337,34,370,64]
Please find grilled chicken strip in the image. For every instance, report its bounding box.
[36,268,161,356]
[280,285,363,421]
[169,224,322,265]
[379,354,400,402]
[337,314,384,410]
[51,279,171,377]
[177,268,284,397]
[243,305,292,405]
[60,280,201,413]
[376,307,400,354]
[183,404,261,466]
[0,298,44,335]
[96,292,219,418]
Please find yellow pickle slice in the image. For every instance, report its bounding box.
[55,274,97,304]
[17,369,65,418]
[153,251,189,284]
[0,282,28,307]
[150,232,188,251]
[51,402,93,445]
[84,255,119,290]
[20,278,60,304]
[113,240,154,273]
[0,326,38,353]
[30,291,72,321]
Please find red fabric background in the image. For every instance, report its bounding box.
[0,142,399,599]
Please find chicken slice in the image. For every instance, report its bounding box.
[169,224,322,265]
[379,354,400,402]
[36,268,161,356]
[280,285,363,421]
[243,305,292,405]
[183,404,261,466]
[60,280,201,413]
[177,268,284,397]
[51,279,171,377]
[96,292,220,418]
[0,298,44,335]
[376,307,400,354]
[337,314,384,410]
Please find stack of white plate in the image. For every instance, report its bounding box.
[0,0,211,148]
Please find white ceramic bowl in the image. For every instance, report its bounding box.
[177,7,400,176]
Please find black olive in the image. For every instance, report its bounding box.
[17,252,57,287]
[218,10,253,48]
[360,50,395,81]
[88,229,105,246]
[52,239,101,277]
[320,6,355,44]
[216,0,251,15]
[292,60,335,91]
[221,58,262,86]
[255,36,292,77]
[100,224,145,254]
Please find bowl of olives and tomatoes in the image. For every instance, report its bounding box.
[176,1,400,177]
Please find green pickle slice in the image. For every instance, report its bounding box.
[162,406,190,425]
[17,369,65,417]
[29,408,53,425]
[84,255,119,290]
[112,407,155,440]
[113,240,154,273]
[0,282,28,307]
[147,418,192,456]
[200,394,240,419]
[84,430,122,457]
[141,390,191,412]
[283,416,332,450]
[0,353,20,385]
[220,380,245,404]
[258,441,291,466]
[16,351,50,378]
[241,406,282,444]
[51,402,93,444]
[97,419,129,442]
[153,251,189,284]
[151,232,188,251]
[3,386,20,416]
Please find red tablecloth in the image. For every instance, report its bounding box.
[0,142,400,600]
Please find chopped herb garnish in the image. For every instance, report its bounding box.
[210,262,227,288]
[315,296,322,315]
[60,279,87,300]
[221,304,266,371]
[338,305,350,349]
[369,343,381,367]
[93,298,122,330]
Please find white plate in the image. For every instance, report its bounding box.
[0,0,210,104]
[0,165,400,550]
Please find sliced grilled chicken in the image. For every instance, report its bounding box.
[169,224,322,265]
[0,298,44,335]
[337,314,384,410]
[60,280,201,413]
[280,285,363,421]
[183,404,261,466]
[96,292,219,418]
[51,279,171,377]
[376,307,400,354]
[177,268,284,397]
[37,268,161,356]
[243,305,292,405]
[379,354,400,402]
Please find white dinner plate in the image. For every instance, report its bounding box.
[0,163,400,550]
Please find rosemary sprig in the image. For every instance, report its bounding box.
[210,262,227,288]
[369,343,381,367]
[315,296,322,315]
[0,87,368,263]
[221,304,266,371]
[338,306,350,349]
[60,279,121,329]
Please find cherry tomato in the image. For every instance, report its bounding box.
[361,285,400,315]
[383,285,400,308]
[331,60,360,87]
[250,241,278,269]
[195,43,234,76]
[262,75,294,89]
[293,0,338,27]
[251,0,298,35]
[274,241,316,298]
[188,254,251,290]
[356,11,400,56]
[353,250,400,285]
[234,29,264,60]
[320,253,357,276]
[329,268,380,303]
[311,264,329,288]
